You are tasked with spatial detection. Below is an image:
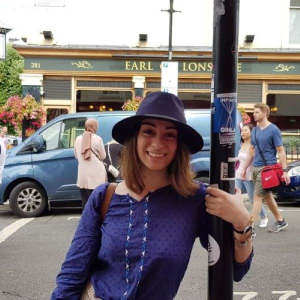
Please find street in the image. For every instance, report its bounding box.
[0,201,299,300]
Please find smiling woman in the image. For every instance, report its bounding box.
[137,119,178,172]
[51,92,253,300]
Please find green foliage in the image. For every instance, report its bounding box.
[0,44,24,106]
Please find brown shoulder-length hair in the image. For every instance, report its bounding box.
[120,124,199,197]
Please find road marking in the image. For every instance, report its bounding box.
[272,291,297,299]
[67,217,81,220]
[0,218,34,244]
[234,292,258,299]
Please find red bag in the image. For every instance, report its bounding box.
[261,164,285,191]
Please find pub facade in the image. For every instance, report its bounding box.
[15,44,300,134]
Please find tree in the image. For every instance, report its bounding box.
[0,44,24,106]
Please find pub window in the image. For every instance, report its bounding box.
[76,90,133,112]
[289,0,300,44]
[47,108,69,122]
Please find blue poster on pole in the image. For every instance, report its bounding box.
[213,92,237,145]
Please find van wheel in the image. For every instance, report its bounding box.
[9,182,47,218]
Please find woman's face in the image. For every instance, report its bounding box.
[241,126,251,141]
[137,119,178,173]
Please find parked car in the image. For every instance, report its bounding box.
[6,135,18,148]
[276,160,300,202]
[0,109,241,218]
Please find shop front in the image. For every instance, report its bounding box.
[14,45,300,138]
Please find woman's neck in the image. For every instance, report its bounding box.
[117,169,171,201]
[141,169,171,191]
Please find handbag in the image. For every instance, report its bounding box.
[81,183,117,300]
[107,143,120,178]
[254,128,284,191]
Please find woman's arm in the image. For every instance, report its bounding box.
[205,187,253,272]
[51,184,109,299]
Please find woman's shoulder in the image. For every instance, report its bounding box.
[190,182,207,201]
[87,183,111,207]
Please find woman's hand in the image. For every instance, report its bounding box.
[205,187,250,228]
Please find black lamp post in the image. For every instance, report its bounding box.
[0,21,11,60]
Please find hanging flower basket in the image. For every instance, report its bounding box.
[122,96,144,111]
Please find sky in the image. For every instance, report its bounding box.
[0,0,212,47]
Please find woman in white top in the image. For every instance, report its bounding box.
[236,124,268,228]
[0,139,6,184]
[74,119,107,209]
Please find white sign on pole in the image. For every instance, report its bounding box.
[161,61,178,96]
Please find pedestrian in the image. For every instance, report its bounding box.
[74,119,107,210]
[103,138,123,182]
[0,138,7,185]
[0,126,9,149]
[240,103,290,232]
[235,124,268,228]
[51,92,253,300]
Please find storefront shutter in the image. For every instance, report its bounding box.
[44,79,71,100]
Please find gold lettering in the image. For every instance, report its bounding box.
[125,61,131,70]
[189,63,197,72]
[208,63,213,71]
[199,63,206,71]
[131,62,138,70]
[147,62,153,70]
[31,62,41,69]
[237,63,242,73]
[183,62,188,71]
[140,62,146,70]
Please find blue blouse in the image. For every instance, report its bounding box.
[51,183,253,300]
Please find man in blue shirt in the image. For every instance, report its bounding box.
[240,103,290,233]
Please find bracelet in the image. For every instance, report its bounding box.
[233,216,254,234]
[233,231,253,249]
[283,169,288,172]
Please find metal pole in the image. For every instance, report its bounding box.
[208,1,240,299]
[161,1,181,61]
[168,0,174,60]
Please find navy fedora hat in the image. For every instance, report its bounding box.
[112,91,203,154]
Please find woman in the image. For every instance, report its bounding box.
[52,92,253,300]
[103,139,123,183]
[74,119,107,209]
[236,124,268,228]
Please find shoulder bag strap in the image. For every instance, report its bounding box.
[107,142,113,165]
[91,148,107,167]
[100,183,117,221]
[254,127,267,166]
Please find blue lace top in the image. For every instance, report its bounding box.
[51,183,253,300]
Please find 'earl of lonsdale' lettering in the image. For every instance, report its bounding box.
[125,61,154,71]
[124,61,242,72]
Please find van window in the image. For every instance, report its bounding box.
[41,118,86,150]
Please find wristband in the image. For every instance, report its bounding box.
[233,216,253,234]
[233,225,252,235]
[283,169,288,172]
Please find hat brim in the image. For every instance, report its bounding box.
[112,114,203,154]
